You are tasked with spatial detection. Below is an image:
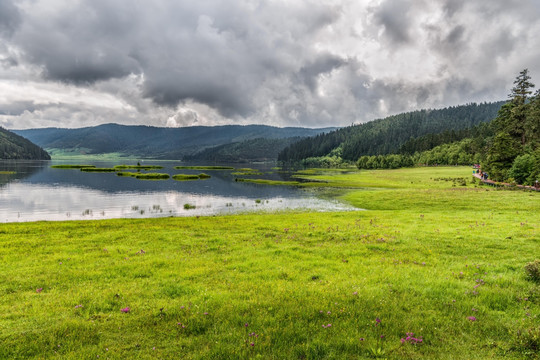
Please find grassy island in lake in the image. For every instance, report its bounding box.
[114,165,164,170]
[173,173,212,181]
[80,167,117,172]
[51,164,96,169]
[174,166,234,170]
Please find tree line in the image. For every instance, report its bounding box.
[278,102,503,162]
[357,70,540,186]
[483,69,540,185]
[279,70,540,186]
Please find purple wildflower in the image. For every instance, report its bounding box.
[36,288,43,293]
[121,307,130,313]
[401,332,423,345]
[467,316,477,321]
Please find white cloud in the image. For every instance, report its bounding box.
[0,0,539,129]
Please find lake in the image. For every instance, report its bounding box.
[0,160,356,222]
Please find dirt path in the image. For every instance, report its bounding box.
[473,173,540,191]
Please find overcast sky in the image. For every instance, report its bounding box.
[1,0,539,129]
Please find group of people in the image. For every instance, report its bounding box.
[473,164,540,190]
[473,164,488,180]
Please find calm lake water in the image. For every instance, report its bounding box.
[0,160,356,222]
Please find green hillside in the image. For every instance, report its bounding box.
[0,127,51,160]
[278,102,504,162]
[185,137,303,162]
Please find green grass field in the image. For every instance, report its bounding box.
[0,166,538,359]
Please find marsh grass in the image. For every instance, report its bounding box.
[173,174,199,181]
[114,165,164,170]
[51,164,96,169]
[235,178,301,186]
[80,167,117,172]
[116,172,169,180]
[173,173,212,181]
[232,171,264,176]
[174,166,234,170]
[132,173,170,180]
[116,171,137,177]
[0,166,538,359]
[0,171,16,174]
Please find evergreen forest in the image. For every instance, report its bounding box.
[279,70,540,186]
[0,127,51,160]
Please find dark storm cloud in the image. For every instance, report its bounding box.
[299,53,347,92]
[1,0,540,129]
[0,0,20,37]
[14,0,140,83]
[371,0,413,46]
[442,0,465,17]
[11,0,345,118]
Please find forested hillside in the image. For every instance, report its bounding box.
[0,127,51,160]
[185,137,302,162]
[14,124,336,160]
[278,102,504,162]
[355,70,540,187]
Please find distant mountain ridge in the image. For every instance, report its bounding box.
[0,127,51,160]
[13,124,337,160]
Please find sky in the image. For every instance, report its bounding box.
[1,0,540,130]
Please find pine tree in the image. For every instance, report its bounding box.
[509,69,535,145]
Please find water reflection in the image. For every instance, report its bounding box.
[0,160,46,187]
[0,160,356,222]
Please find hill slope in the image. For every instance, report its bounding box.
[14,124,336,160]
[185,137,303,162]
[0,127,51,160]
[278,102,505,162]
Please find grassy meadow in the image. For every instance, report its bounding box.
[0,166,538,359]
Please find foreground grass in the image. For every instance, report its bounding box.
[0,167,538,359]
